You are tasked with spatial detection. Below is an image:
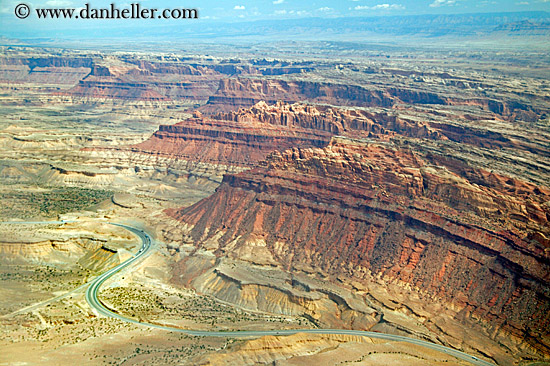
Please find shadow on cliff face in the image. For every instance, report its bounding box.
[167,136,550,363]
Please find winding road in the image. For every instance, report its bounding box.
[85,223,152,318]
[1,220,495,365]
[86,223,496,366]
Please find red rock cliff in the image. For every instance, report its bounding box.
[203,78,543,121]
[132,101,443,166]
[168,137,550,355]
[133,110,333,167]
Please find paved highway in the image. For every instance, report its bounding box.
[0,220,495,365]
[84,224,496,366]
[85,223,152,318]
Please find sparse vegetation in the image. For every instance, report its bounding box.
[101,285,311,331]
[0,264,90,314]
[0,187,113,219]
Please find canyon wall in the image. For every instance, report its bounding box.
[202,78,544,121]
[130,101,444,168]
[2,53,548,125]
[131,100,549,180]
[168,137,550,356]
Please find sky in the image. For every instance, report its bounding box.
[0,0,548,39]
[191,0,550,20]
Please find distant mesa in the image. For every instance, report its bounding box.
[202,78,543,122]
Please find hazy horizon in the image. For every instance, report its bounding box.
[0,0,549,42]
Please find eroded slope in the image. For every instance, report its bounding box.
[168,137,550,364]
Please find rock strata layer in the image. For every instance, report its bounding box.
[168,137,550,356]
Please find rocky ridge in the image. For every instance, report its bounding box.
[202,78,547,122]
[130,101,445,169]
[129,100,549,187]
[168,136,550,361]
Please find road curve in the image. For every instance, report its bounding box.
[1,220,495,365]
[85,223,152,318]
[86,223,496,366]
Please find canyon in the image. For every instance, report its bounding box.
[0,38,549,366]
